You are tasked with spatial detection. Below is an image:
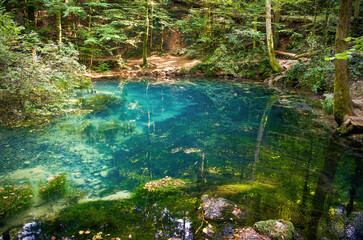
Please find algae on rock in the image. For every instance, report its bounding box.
[254,219,295,240]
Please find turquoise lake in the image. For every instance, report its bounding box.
[0,78,362,239]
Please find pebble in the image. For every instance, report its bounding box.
[24,161,31,165]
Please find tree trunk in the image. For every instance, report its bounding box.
[273,9,280,49]
[253,15,257,50]
[142,0,149,67]
[56,11,62,45]
[160,24,164,54]
[149,1,153,50]
[352,0,361,36]
[312,0,318,36]
[333,0,353,126]
[266,0,282,72]
[26,0,35,29]
[323,0,333,49]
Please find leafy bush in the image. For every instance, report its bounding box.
[0,184,33,217]
[91,62,111,72]
[285,57,334,94]
[0,9,88,127]
[323,97,334,115]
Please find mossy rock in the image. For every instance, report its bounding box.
[254,219,295,240]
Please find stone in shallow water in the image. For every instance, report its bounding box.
[73,178,86,186]
[24,161,31,165]
[100,170,108,178]
[201,194,245,220]
[233,227,271,240]
[254,219,295,240]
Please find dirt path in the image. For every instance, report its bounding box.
[86,54,201,79]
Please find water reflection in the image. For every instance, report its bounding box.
[0,78,362,239]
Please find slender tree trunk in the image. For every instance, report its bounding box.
[352,0,361,36]
[56,11,62,45]
[253,15,257,50]
[150,1,153,50]
[253,0,257,49]
[333,0,353,126]
[88,6,93,68]
[312,0,318,36]
[323,0,333,49]
[26,0,35,29]
[160,24,164,54]
[266,0,282,72]
[142,0,149,67]
[273,9,280,49]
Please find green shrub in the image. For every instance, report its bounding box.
[323,97,334,115]
[91,62,111,72]
[0,10,88,127]
[285,57,334,94]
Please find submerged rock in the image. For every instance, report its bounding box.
[100,170,108,178]
[202,195,230,220]
[201,195,245,220]
[233,227,271,240]
[253,219,295,240]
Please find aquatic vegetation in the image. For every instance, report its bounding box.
[143,176,185,192]
[0,80,361,239]
[0,184,33,217]
[98,120,135,141]
[38,173,67,199]
[78,94,124,115]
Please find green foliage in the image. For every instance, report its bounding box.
[0,184,33,217]
[285,57,334,94]
[0,9,88,127]
[326,36,363,60]
[91,62,111,72]
[39,173,67,199]
[323,97,334,115]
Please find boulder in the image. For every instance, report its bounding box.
[234,227,271,240]
[254,219,295,240]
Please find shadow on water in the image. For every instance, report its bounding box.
[0,78,362,239]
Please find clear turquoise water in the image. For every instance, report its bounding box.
[0,78,362,239]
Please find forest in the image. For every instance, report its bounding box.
[0,0,362,239]
[0,0,361,130]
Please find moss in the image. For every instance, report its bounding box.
[215,181,277,197]
[254,219,295,240]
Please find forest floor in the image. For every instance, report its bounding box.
[85,54,201,79]
[87,30,202,79]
